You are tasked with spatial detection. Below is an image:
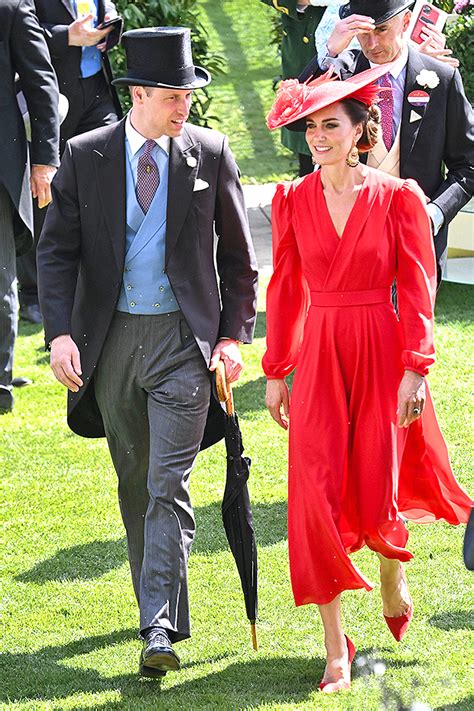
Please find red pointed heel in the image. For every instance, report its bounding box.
[319,635,356,693]
[384,602,413,641]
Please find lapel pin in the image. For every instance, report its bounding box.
[409,110,422,124]
[186,156,197,168]
[407,90,430,108]
[416,69,440,90]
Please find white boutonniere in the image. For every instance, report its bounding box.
[416,69,440,90]
[186,156,197,168]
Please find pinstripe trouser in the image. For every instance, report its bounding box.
[94,310,211,643]
[0,184,17,408]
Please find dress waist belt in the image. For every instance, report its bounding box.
[310,288,391,307]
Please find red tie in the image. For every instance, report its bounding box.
[136,139,160,214]
[378,73,394,151]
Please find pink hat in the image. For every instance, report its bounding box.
[267,63,395,131]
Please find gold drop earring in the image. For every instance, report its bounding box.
[346,146,359,168]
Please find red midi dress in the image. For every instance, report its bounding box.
[262,168,472,606]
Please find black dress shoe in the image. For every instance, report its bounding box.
[20,303,43,325]
[0,390,13,414]
[12,376,32,387]
[139,627,180,677]
[0,401,13,415]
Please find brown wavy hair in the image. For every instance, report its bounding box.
[340,98,381,153]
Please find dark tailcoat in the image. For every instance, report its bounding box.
[33,0,122,121]
[0,0,59,253]
[37,119,259,439]
[300,47,474,274]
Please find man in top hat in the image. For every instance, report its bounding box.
[37,27,258,677]
[299,0,474,282]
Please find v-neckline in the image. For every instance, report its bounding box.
[318,170,369,241]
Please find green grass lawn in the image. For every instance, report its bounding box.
[196,0,296,183]
[1,281,473,710]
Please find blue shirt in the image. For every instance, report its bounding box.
[73,0,102,78]
[116,114,179,315]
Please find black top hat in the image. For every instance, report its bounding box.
[339,0,415,26]
[112,27,211,89]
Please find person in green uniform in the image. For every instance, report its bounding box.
[261,0,326,175]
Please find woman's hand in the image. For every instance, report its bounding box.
[397,370,425,428]
[265,379,290,430]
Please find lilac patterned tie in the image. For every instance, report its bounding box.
[136,139,159,214]
[378,73,394,151]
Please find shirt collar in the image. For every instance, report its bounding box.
[369,45,408,80]
[125,112,170,156]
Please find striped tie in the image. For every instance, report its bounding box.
[378,73,394,152]
[136,139,160,214]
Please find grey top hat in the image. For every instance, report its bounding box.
[339,0,415,26]
[112,27,211,89]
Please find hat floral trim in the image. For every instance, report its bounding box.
[266,67,387,130]
[267,71,336,130]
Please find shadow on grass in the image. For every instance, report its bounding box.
[428,610,474,631]
[435,282,473,326]
[253,310,266,341]
[16,538,128,584]
[15,501,287,583]
[193,500,287,554]
[434,698,474,711]
[0,637,423,709]
[202,1,281,180]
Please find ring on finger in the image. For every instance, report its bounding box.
[413,407,421,416]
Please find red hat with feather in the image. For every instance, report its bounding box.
[267,63,395,132]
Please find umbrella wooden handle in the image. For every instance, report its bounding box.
[251,622,258,651]
[215,360,234,416]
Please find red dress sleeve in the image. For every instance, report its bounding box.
[395,179,437,377]
[262,182,310,379]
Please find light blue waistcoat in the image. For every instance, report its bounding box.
[116,143,179,315]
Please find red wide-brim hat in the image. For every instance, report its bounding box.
[267,62,396,132]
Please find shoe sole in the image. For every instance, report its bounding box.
[139,664,167,679]
[143,651,180,672]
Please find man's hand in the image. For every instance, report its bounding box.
[265,379,290,430]
[50,335,83,392]
[326,13,376,57]
[397,370,425,428]
[96,12,116,52]
[68,14,113,47]
[209,339,243,384]
[418,25,459,67]
[30,165,56,209]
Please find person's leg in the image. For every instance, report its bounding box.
[139,314,210,641]
[16,200,46,322]
[0,185,18,413]
[318,595,354,692]
[95,311,210,644]
[377,554,411,618]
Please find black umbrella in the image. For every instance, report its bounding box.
[216,361,258,650]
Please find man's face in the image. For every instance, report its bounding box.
[132,87,193,138]
[358,11,410,64]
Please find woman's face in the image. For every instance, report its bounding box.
[305,103,363,167]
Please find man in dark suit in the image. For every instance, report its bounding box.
[37,28,258,678]
[17,0,123,325]
[299,0,474,281]
[0,0,59,413]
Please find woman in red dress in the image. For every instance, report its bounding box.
[263,65,472,693]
